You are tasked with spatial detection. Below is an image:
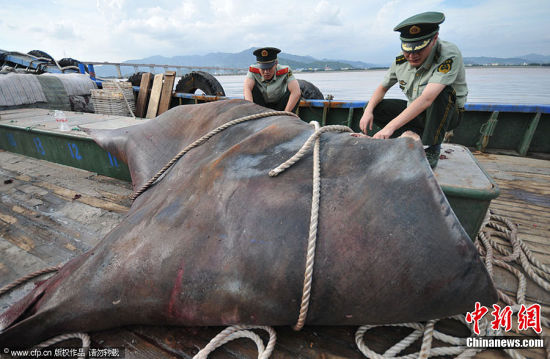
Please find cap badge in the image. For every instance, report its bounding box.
[409,25,421,35]
[261,50,268,57]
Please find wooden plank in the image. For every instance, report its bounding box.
[91,329,181,359]
[490,201,550,218]
[135,72,152,118]
[158,71,176,116]
[493,269,550,306]
[0,237,49,280]
[36,181,129,213]
[146,74,164,119]
[132,326,251,358]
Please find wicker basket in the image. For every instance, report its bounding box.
[91,81,135,116]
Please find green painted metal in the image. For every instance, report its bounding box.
[321,104,328,126]
[0,125,131,181]
[439,150,500,239]
[447,196,492,241]
[529,113,550,153]
[518,112,541,156]
[476,111,499,152]
[346,108,354,128]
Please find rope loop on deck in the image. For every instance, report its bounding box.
[356,318,470,359]
[192,325,276,359]
[131,110,298,200]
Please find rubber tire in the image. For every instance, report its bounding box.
[27,50,54,62]
[175,71,225,96]
[297,79,324,99]
[58,58,88,73]
[128,72,154,87]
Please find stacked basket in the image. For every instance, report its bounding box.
[91,81,135,116]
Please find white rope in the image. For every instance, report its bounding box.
[292,120,321,330]
[192,326,276,359]
[269,123,353,330]
[0,265,60,295]
[269,124,353,177]
[355,320,468,359]
[36,333,90,359]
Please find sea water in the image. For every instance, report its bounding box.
[215,67,550,105]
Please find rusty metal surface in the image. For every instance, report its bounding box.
[0,99,497,348]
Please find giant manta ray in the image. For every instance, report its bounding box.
[0,99,496,348]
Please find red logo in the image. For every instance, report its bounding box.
[491,304,513,332]
[466,302,542,335]
[518,304,542,333]
[465,302,489,335]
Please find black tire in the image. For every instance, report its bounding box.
[128,72,153,87]
[175,71,225,96]
[58,58,88,73]
[27,50,55,62]
[297,79,324,99]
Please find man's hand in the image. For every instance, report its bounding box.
[373,126,395,139]
[360,85,389,133]
[359,111,374,134]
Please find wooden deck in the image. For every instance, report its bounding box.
[0,150,548,358]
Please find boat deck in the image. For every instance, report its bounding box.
[0,150,549,358]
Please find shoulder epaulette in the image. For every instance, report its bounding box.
[249,66,260,74]
[396,55,407,64]
[276,67,289,76]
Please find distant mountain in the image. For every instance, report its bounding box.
[463,54,550,66]
[93,48,379,78]
[92,50,550,78]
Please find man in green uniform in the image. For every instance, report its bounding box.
[244,47,301,112]
[359,12,467,168]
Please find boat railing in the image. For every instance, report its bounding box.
[167,91,549,157]
[84,61,246,78]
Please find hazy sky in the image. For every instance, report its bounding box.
[1,0,549,65]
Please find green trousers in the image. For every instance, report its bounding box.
[373,86,462,146]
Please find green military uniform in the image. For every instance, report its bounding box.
[247,64,296,105]
[247,47,299,111]
[371,11,468,167]
[382,39,467,108]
